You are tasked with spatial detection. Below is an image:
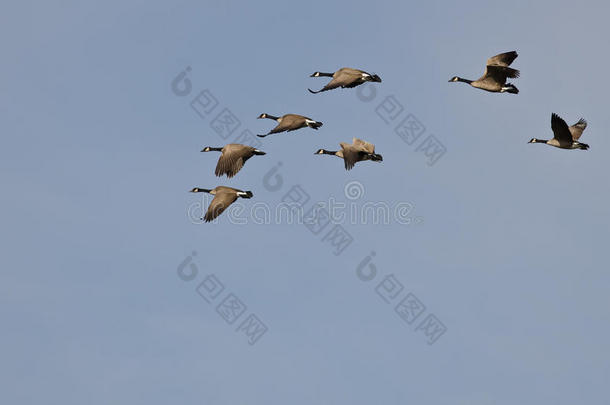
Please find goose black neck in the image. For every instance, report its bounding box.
[322,150,338,155]
[203,147,223,152]
[317,72,334,77]
[265,115,280,120]
[457,77,473,84]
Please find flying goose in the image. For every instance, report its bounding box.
[257,113,323,138]
[528,113,589,150]
[315,138,383,170]
[449,51,520,93]
[201,144,266,178]
[190,186,253,222]
[308,67,382,94]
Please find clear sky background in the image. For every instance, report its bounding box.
[2,1,609,404]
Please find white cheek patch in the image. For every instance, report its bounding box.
[305,119,317,125]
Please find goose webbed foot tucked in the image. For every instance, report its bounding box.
[308,88,324,94]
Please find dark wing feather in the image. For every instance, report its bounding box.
[268,124,287,134]
[261,121,294,136]
[342,81,364,89]
[551,113,573,143]
[480,65,520,83]
[487,51,518,67]
[340,145,365,171]
[310,79,347,93]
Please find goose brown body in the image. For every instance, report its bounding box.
[190,186,253,222]
[315,138,383,170]
[201,144,266,178]
[528,113,589,150]
[308,67,382,94]
[449,51,520,93]
[257,113,323,138]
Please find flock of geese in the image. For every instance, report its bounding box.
[191,51,591,222]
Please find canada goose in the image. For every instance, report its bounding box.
[315,138,383,170]
[308,67,382,94]
[528,113,589,150]
[257,113,323,138]
[190,186,253,222]
[449,51,520,94]
[201,144,266,178]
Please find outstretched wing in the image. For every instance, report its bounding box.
[569,118,587,140]
[261,119,295,136]
[215,147,247,178]
[309,70,362,93]
[338,143,359,170]
[487,51,518,67]
[342,81,365,89]
[341,150,360,170]
[352,138,375,153]
[478,65,520,85]
[204,192,238,222]
[551,113,573,143]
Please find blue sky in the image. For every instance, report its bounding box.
[2,1,609,404]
